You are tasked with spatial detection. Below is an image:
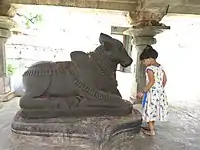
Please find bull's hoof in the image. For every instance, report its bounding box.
[11,109,142,150]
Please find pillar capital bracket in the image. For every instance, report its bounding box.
[124,25,170,46]
[124,26,170,38]
[0,3,18,17]
[0,29,11,38]
[0,16,16,30]
[0,16,17,38]
[125,5,169,27]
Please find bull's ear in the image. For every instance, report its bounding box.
[99,33,113,44]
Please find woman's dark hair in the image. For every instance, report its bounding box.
[139,45,158,61]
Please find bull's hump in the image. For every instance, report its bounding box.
[70,51,89,65]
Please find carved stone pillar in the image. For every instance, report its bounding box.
[0,37,10,94]
[0,16,15,99]
[124,26,170,96]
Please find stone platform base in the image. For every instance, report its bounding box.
[11,109,142,150]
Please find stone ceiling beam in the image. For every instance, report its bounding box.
[6,0,200,15]
[11,0,138,11]
[0,0,18,17]
[168,5,200,15]
[142,0,200,15]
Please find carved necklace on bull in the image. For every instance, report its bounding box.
[87,47,118,87]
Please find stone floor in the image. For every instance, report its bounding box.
[0,98,200,150]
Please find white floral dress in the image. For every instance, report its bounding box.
[142,65,168,122]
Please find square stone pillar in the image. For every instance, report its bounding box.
[0,37,10,94]
[0,16,14,98]
[124,26,170,97]
[131,36,157,94]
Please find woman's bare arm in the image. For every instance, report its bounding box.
[143,69,155,92]
[162,70,167,87]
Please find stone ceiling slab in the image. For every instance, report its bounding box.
[10,0,138,11]
[142,0,200,15]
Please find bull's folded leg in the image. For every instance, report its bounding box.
[19,95,133,119]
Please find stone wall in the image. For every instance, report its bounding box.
[6,43,70,69]
[154,14,200,104]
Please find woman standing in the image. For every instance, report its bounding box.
[136,45,168,136]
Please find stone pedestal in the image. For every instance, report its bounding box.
[124,26,170,96]
[11,109,142,150]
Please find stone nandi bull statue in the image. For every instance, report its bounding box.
[19,33,133,118]
[11,33,142,150]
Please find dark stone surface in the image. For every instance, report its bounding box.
[19,33,133,118]
[11,108,142,150]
